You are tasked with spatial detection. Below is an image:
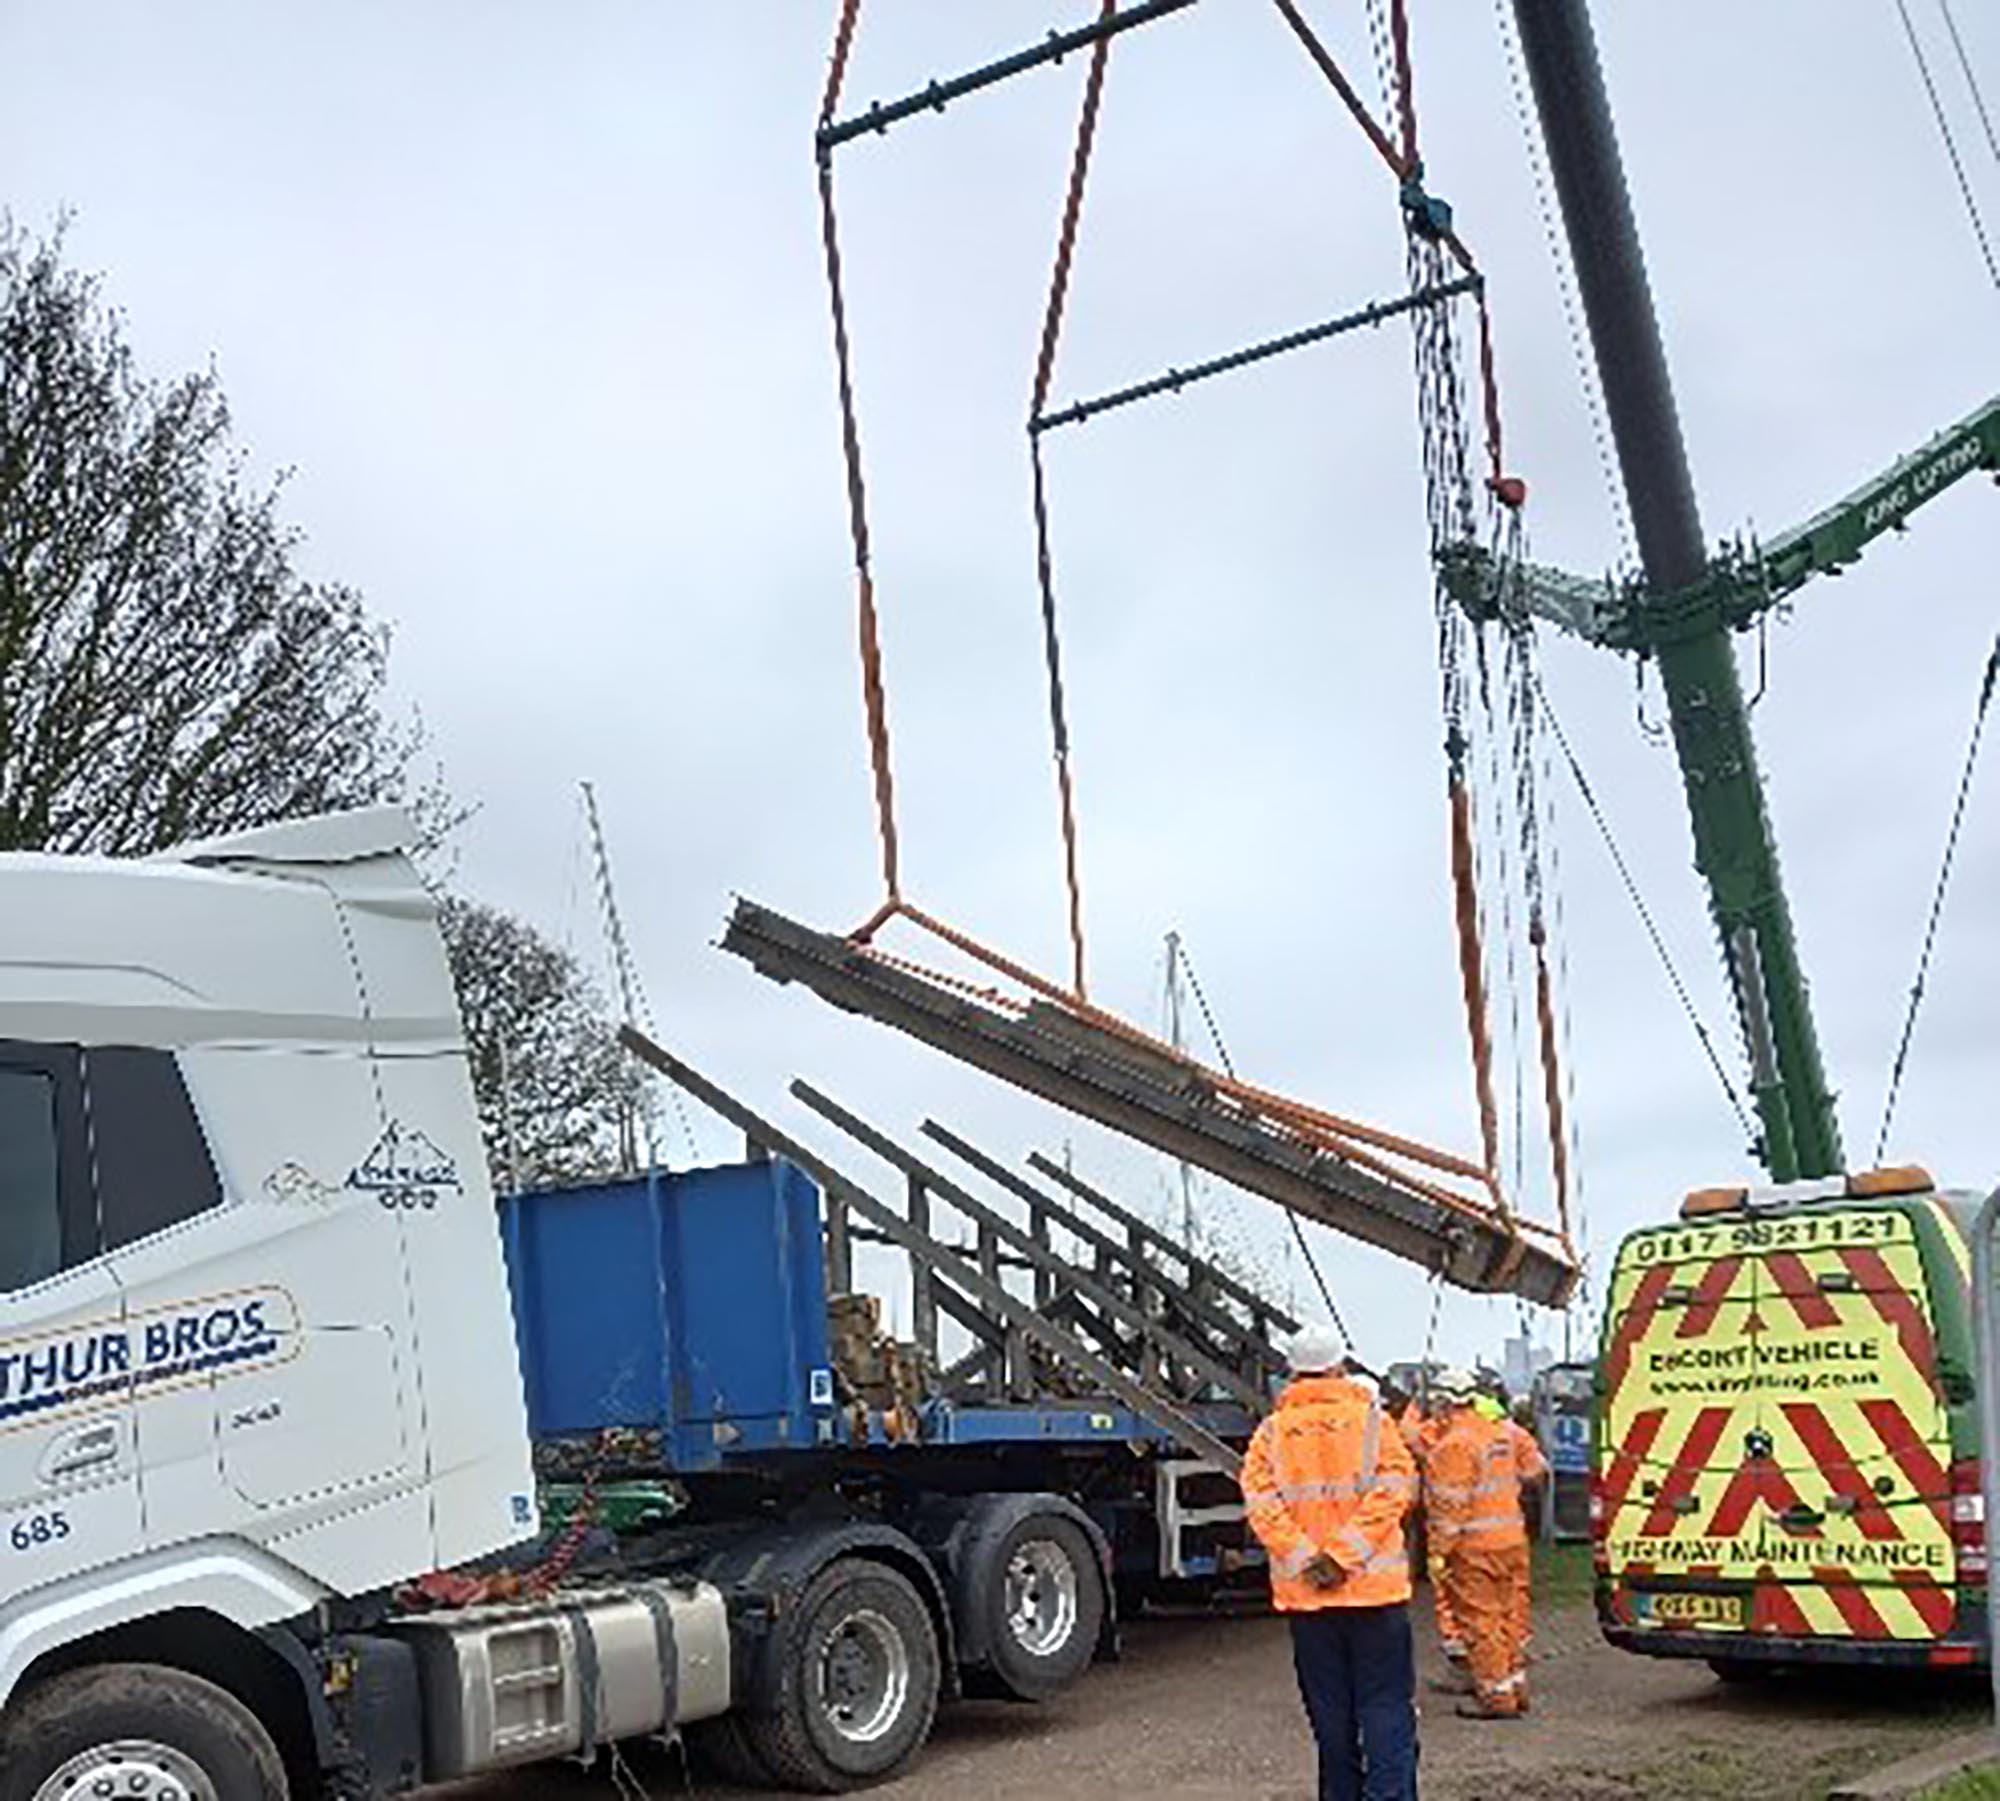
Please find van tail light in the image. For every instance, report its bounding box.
[1950,1459,1986,1578]
[1589,1475,1610,1570]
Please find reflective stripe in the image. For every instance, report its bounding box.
[1335,1527,1375,1564]
[1273,1545,1317,1578]
[1357,1544,1409,1576]
[1263,1473,1418,1504]
[1361,1400,1382,1483]
[1272,1479,1367,1502]
[1460,1512,1527,1535]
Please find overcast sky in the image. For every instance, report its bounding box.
[5,2,1997,1369]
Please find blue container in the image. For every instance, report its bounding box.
[500,1159,835,1470]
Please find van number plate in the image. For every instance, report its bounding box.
[1635,1591,1745,1629]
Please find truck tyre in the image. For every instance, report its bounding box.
[742,1558,940,1792]
[684,1713,775,1788]
[980,1515,1103,1701]
[0,1665,287,1801]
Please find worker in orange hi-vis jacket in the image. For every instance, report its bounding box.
[1398,1391,1466,1676]
[1504,1399,1549,1658]
[1243,1326,1420,1801]
[1423,1367,1539,1720]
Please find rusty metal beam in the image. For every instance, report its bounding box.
[720,899,1579,1306]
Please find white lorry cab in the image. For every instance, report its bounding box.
[0,812,1279,1798]
[0,812,735,1801]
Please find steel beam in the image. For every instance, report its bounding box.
[1032,276,1482,434]
[793,1081,1269,1412]
[817,0,1198,153]
[1027,1152,1301,1335]
[617,1027,1242,1471]
[923,1122,1285,1375]
[722,899,1579,1304]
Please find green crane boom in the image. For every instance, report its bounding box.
[1445,388,2000,1178]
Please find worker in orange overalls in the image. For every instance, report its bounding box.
[1398,1387,1466,1677]
[1243,1326,1419,1801]
[1423,1367,1544,1719]
[1505,1398,1548,1661]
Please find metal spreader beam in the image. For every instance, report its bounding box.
[722,899,1579,1306]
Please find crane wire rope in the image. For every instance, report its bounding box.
[1874,631,2000,1163]
[1160,936,1280,1304]
[1159,934,1278,1295]
[1494,513,1577,1254]
[1540,718,1590,1304]
[1365,0,1581,1261]
[1473,618,1531,1209]
[1174,936,1352,1351]
[1535,676,1757,1144]
[1895,0,2000,297]
[1491,0,1635,568]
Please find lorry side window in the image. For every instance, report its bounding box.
[0,1068,65,1293]
[83,1048,223,1250]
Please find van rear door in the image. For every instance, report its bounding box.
[1598,1207,1957,1649]
[1599,1220,1768,1633]
[1748,1208,1955,1643]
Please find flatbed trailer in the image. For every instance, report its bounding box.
[479,1036,1281,1788]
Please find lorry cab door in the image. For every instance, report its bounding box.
[90,844,422,1573]
[331,865,539,1575]
[1598,1221,1766,1632]
[104,1038,414,1561]
[1749,1207,1957,1644]
[0,1044,142,1598]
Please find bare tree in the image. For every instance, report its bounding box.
[438,894,650,1194]
[0,220,419,853]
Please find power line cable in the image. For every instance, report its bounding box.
[1896,0,2000,296]
[1874,632,2000,1162]
[1936,0,2000,173]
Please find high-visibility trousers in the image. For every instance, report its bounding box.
[1510,1542,1533,1657]
[1447,1541,1531,1716]
[1430,1554,1465,1662]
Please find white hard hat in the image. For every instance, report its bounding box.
[1285,1323,1347,1375]
[1434,1365,1478,1402]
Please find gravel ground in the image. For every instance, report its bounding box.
[479,1557,1986,1800]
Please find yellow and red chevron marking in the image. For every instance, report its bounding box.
[1599,1208,1954,1641]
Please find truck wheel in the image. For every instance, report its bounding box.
[982,1515,1103,1701]
[743,1558,940,1792]
[684,1713,775,1788]
[0,1665,287,1801]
